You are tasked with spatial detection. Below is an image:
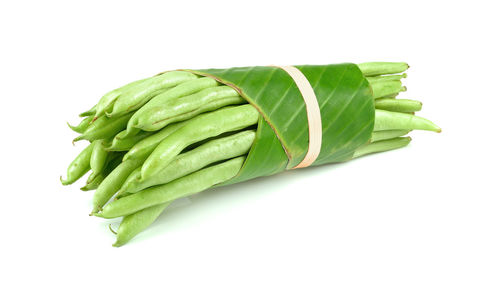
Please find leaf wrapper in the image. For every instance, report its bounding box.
[179,63,374,185]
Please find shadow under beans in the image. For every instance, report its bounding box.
[126,159,361,245]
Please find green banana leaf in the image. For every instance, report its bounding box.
[184,63,374,185]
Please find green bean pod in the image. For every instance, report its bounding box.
[95,78,149,119]
[370,129,411,142]
[108,71,198,118]
[86,170,99,183]
[123,93,246,139]
[94,78,147,119]
[61,142,95,185]
[352,137,412,158]
[123,121,188,161]
[88,152,122,184]
[95,156,245,219]
[113,202,171,247]
[67,116,92,134]
[106,130,154,152]
[374,98,422,112]
[134,86,241,132]
[133,95,246,134]
[79,105,96,117]
[91,159,142,214]
[366,73,407,84]
[74,112,133,142]
[120,130,256,195]
[371,80,406,99]
[81,153,123,191]
[127,77,219,129]
[374,109,441,132]
[141,104,259,179]
[117,77,219,139]
[358,62,409,77]
[90,139,108,175]
[86,171,100,184]
[123,96,246,162]
[81,174,104,191]
[133,77,219,113]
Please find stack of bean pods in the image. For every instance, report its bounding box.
[62,62,440,246]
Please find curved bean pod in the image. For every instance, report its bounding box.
[353,137,412,158]
[79,105,96,117]
[127,77,219,130]
[90,139,108,175]
[358,62,409,77]
[67,116,92,134]
[81,153,123,191]
[371,80,406,99]
[141,104,259,179]
[122,95,245,162]
[112,202,171,247]
[91,159,142,214]
[108,71,198,118]
[367,73,407,84]
[81,174,104,191]
[374,98,422,112]
[122,94,246,139]
[94,78,150,120]
[374,109,441,132]
[74,112,133,142]
[116,130,251,199]
[61,142,95,185]
[86,171,100,185]
[121,130,256,195]
[370,129,411,142]
[95,156,245,219]
[134,86,240,131]
[123,121,187,161]
[106,130,154,152]
[115,127,142,139]
[137,95,247,134]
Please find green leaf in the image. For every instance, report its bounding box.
[190,63,374,184]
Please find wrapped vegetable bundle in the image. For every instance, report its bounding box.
[62,62,440,246]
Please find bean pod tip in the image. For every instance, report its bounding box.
[60,175,71,186]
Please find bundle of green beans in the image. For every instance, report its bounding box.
[62,62,440,246]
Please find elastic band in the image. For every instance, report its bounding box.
[272,66,322,169]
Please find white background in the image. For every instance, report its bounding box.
[1,0,498,288]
